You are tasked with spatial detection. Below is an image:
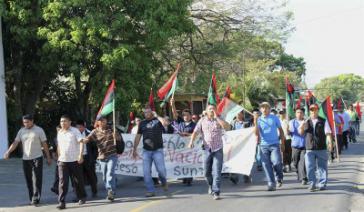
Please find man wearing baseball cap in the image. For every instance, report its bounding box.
[299,103,333,191]
[254,102,286,191]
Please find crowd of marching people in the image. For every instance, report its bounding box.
[2,97,362,209]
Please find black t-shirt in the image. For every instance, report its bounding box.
[138,118,164,151]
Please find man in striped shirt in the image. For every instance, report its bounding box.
[188,104,230,200]
[83,116,121,202]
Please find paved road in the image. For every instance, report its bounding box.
[1,124,364,212]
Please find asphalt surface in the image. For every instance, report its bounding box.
[1,123,364,212]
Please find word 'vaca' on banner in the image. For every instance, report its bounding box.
[96,128,257,178]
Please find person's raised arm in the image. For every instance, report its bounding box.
[152,111,168,127]
[170,97,178,121]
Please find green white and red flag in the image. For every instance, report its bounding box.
[157,64,180,107]
[285,77,295,119]
[318,96,335,134]
[217,97,245,123]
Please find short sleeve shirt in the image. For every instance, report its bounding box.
[15,125,47,160]
[57,127,83,162]
[138,118,164,151]
[194,117,224,152]
[257,114,282,145]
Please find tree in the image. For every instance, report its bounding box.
[314,74,364,104]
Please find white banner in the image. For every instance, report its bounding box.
[96,128,257,178]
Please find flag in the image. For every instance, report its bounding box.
[285,77,295,119]
[224,86,232,98]
[159,76,178,107]
[207,72,220,105]
[96,80,115,120]
[318,96,335,134]
[157,63,180,100]
[217,97,244,123]
[296,95,303,109]
[333,97,345,111]
[149,88,155,111]
[356,102,362,118]
[126,112,135,133]
[305,90,317,117]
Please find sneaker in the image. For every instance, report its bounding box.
[308,185,316,192]
[301,180,308,185]
[78,199,86,205]
[267,186,276,191]
[145,192,155,197]
[212,193,220,200]
[107,190,115,202]
[31,199,39,205]
[56,202,66,210]
[277,180,283,187]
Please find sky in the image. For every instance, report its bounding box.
[285,0,364,88]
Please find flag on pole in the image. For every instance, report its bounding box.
[356,102,362,119]
[318,96,335,133]
[96,80,115,120]
[285,77,295,119]
[217,97,245,123]
[207,72,220,106]
[157,64,180,107]
[296,95,303,109]
[149,88,155,111]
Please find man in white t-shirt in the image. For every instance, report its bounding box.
[56,115,86,210]
[3,114,52,205]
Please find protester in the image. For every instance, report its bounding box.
[300,104,333,191]
[339,108,351,149]
[192,114,200,123]
[347,105,358,142]
[278,110,292,173]
[253,109,263,172]
[75,120,98,198]
[289,108,307,185]
[56,115,86,209]
[334,110,344,155]
[82,116,122,202]
[132,107,169,197]
[188,104,230,200]
[3,114,52,205]
[254,102,285,191]
[229,110,252,184]
[171,97,196,186]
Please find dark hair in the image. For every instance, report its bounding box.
[279,110,286,115]
[295,107,305,113]
[182,109,191,115]
[75,120,85,126]
[60,114,71,121]
[22,114,34,121]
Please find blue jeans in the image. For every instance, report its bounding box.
[305,150,328,188]
[256,144,262,167]
[143,148,167,193]
[204,148,223,195]
[99,155,118,192]
[260,144,283,187]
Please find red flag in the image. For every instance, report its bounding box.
[127,112,135,133]
[207,72,220,105]
[96,80,115,120]
[224,86,232,98]
[157,64,180,100]
[296,95,302,109]
[356,102,362,118]
[318,96,335,134]
[149,88,155,111]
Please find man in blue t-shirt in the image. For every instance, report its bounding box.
[289,108,307,185]
[254,102,285,191]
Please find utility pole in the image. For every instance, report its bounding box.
[0,17,9,159]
